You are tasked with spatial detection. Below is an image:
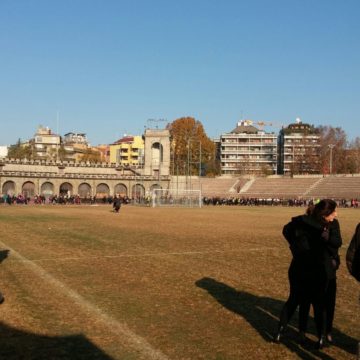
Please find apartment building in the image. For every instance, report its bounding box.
[30,126,61,160]
[93,144,110,163]
[62,132,89,161]
[220,120,278,175]
[109,135,144,166]
[278,119,320,175]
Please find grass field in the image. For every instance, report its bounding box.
[0,204,359,360]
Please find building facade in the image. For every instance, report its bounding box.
[143,129,170,177]
[62,132,90,161]
[109,135,144,166]
[30,126,61,160]
[0,146,8,159]
[93,144,110,163]
[278,119,320,175]
[220,121,278,175]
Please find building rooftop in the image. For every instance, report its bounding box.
[112,136,135,145]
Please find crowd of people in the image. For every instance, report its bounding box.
[1,193,132,205]
[202,196,359,208]
[1,192,360,209]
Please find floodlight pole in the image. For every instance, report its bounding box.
[187,139,190,190]
[199,141,202,177]
[328,144,335,175]
[189,140,192,190]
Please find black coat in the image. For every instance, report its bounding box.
[283,215,342,281]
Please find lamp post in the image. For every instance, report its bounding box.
[198,141,202,195]
[328,144,335,174]
[186,139,202,189]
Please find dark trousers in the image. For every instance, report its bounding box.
[325,278,337,334]
[279,265,332,337]
[279,265,310,332]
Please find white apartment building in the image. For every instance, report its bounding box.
[31,126,61,160]
[63,132,88,146]
[220,120,278,175]
[0,146,8,158]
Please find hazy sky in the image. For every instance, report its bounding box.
[1,0,359,146]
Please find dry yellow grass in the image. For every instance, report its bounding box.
[0,204,359,359]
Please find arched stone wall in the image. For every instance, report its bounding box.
[151,142,163,165]
[132,184,145,198]
[96,183,110,197]
[22,181,36,198]
[60,182,73,196]
[114,183,127,196]
[2,180,16,196]
[78,183,92,198]
[150,183,162,192]
[41,182,54,198]
[0,161,171,199]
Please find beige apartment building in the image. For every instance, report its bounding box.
[62,132,89,161]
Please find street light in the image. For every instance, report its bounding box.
[186,139,202,190]
[328,144,335,174]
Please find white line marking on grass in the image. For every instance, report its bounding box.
[9,247,276,264]
[0,240,169,360]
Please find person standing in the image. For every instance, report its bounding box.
[113,195,121,213]
[275,199,342,348]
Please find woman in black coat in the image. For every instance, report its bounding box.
[275,199,342,348]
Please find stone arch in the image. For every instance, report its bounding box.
[2,181,16,196]
[41,182,54,198]
[59,182,73,196]
[114,183,127,197]
[150,183,162,192]
[132,184,145,198]
[151,142,163,165]
[22,181,36,198]
[78,183,92,198]
[96,183,110,197]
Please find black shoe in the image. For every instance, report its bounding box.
[274,326,285,343]
[316,336,326,350]
[0,293,4,304]
[298,331,307,345]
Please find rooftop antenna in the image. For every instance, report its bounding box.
[56,111,60,161]
[147,118,167,129]
[56,111,60,134]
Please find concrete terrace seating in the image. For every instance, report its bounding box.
[200,177,241,196]
[306,176,360,199]
[240,177,321,198]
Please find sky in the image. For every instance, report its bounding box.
[1,0,359,146]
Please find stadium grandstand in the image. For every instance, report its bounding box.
[188,175,360,200]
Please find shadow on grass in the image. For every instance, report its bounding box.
[0,321,114,360]
[0,249,9,263]
[196,277,357,360]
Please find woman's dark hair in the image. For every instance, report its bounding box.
[306,199,337,221]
